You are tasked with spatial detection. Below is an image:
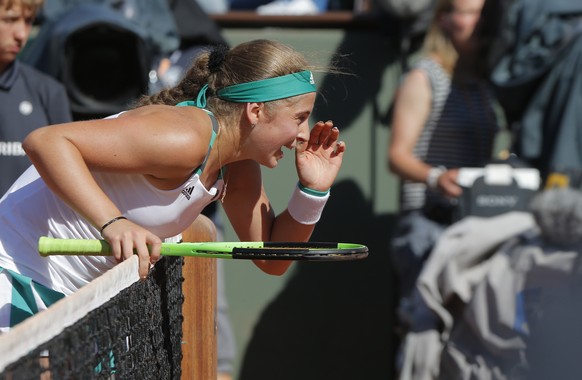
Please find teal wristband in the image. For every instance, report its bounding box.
[298,182,330,197]
[288,183,330,224]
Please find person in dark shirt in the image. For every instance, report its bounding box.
[0,0,72,197]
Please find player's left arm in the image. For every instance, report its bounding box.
[221,160,306,275]
[222,121,345,275]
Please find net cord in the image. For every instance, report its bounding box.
[0,256,140,373]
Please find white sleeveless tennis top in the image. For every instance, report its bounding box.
[0,111,224,295]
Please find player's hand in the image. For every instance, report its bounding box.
[100,218,162,279]
[295,120,346,191]
[437,168,463,198]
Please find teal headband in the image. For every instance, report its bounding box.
[195,70,316,108]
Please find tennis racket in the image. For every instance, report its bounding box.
[38,237,368,261]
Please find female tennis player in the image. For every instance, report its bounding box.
[0,39,345,331]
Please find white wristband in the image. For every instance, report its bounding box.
[287,183,330,225]
[426,166,446,192]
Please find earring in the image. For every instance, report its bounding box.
[250,123,256,129]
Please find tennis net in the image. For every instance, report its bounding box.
[0,255,184,379]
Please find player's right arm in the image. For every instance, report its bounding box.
[22,105,210,277]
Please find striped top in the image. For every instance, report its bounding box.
[400,58,499,211]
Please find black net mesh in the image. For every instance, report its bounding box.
[0,256,184,380]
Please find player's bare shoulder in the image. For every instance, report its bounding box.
[122,105,212,148]
[115,105,213,172]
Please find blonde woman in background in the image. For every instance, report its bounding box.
[387,0,499,345]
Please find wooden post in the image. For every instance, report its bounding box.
[181,215,218,380]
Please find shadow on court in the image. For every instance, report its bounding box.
[238,180,399,380]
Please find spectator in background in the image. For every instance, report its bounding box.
[386,0,499,347]
[0,0,72,196]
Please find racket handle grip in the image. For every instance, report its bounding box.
[39,237,111,256]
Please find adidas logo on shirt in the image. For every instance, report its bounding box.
[181,186,195,200]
